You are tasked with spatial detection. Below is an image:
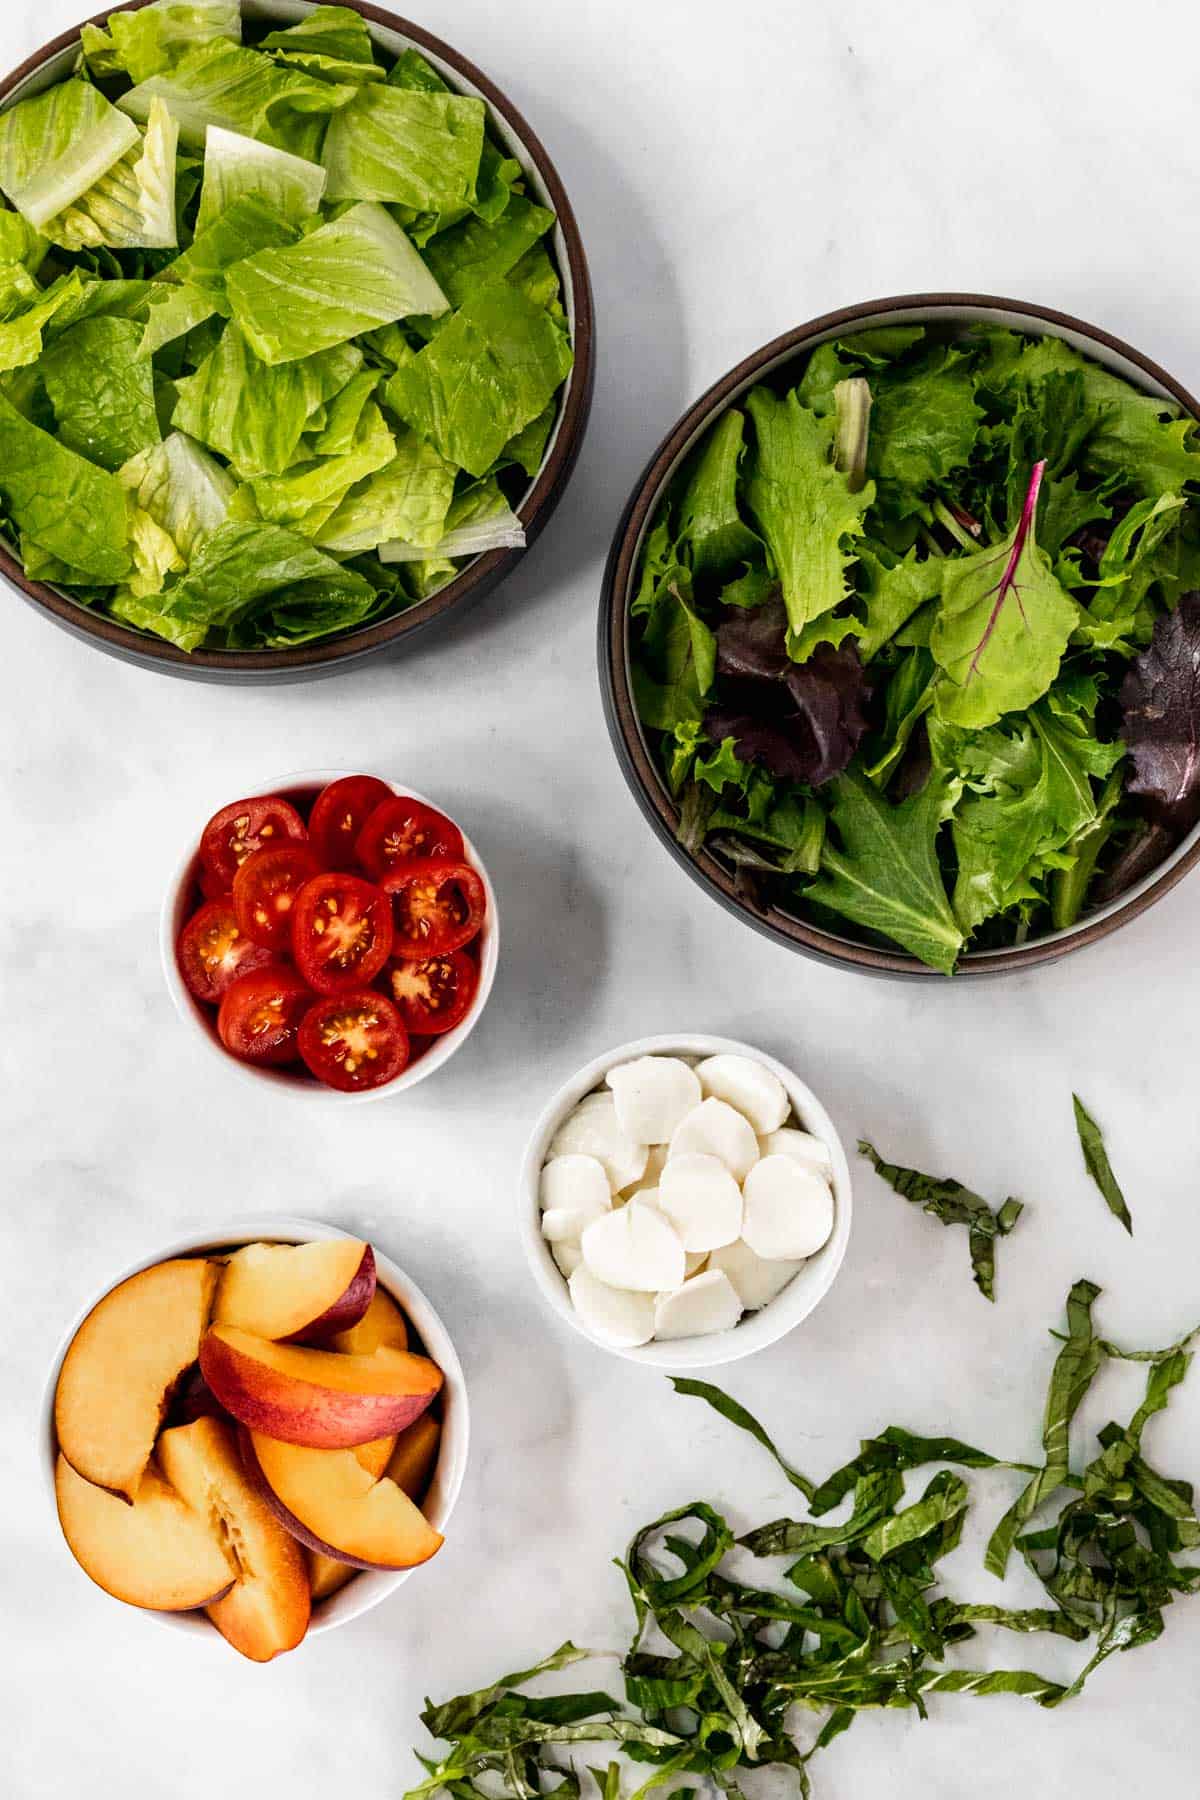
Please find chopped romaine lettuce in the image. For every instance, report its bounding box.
[316,428,456,556]
[118,40,347,156]
[321,85,485,211]
[194,127,326,234]
[45,100,179,252]
[40,316,161,470]
[0,80,139,229]
[379,477,524,561]
[0,390,131,581]
[118,429,235,559]
[173,325,361,476]
[81,0,241,84]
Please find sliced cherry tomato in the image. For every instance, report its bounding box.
[217,966,313,1066]
[308,776,394,871]
[176,899,277,1004]
[383,948,479,1036]
[354,797,464,881]
[233,843,321,951]
[297,991,409,1091]
[382,858,486,959]
[291,872,393,995]
[200,795,307,892]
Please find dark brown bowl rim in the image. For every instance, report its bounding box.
[601,291,1200,979]
[0,0,595,676]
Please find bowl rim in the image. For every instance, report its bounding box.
[0,0,595,679]
[38,1212,470,1643]
[159,768,499,1103]
[517,1032,853,1368]
[599,290,1200,979]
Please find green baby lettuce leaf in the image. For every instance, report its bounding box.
[806,768,964,972]
[1072,1095,1133,1235]
[421,194,554,310]
[677,407,760,575]
[45,99,179,252]
[172,323,361,476]
[225,202,447,364]
[0,78,140,229]
[194,126,327,234]
[118,429,235,559]
[742,387,873,642]
[0,390,130,581]
[384,277,572,478]
[858,1140,1025,1300]
[118,39,349,157]
[40,315,161,470]
[867,345,982,510]
[855,542,944,660]
[81,0,241,84]
[315,427,456,556]
[931,462,1079,728]
[321,85,485,211]
[631,572,715,735]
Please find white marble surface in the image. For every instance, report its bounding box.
[3,2,1200,1795]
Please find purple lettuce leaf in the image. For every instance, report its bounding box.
[1119,591,1200,830]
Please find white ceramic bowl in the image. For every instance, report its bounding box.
[160,769,499,1104]
[518,1034,852,1368]
[40,1215,469,1646]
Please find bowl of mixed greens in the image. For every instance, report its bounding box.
[602,294,1200,977]
[0,0,592,679]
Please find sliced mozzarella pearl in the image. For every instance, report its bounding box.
[758,1127,833,1176]
[568,1266,655,1347]
[605,1056,702,1145]
[669,1098,758,1181]
[696,1053,789,1135]
[581,1200,686,1292]
[658,1153,743,1252]
[622,1143,668,1197]
[539,1155,612,1237]
[653,1270,743,1340]
[709,1238,804,1310]
[551,1241,582,1278]
[742,1155,834,1260]
[548,1096,648,1192]
[635,1192,716,1274]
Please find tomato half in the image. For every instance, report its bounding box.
[382,859,486,959]
[177,899,277,1004]
[200,796,307,891]
[217,966,313,1066]
[233,843,321,951]
[297,991,409,1091]
[309,776,394,871]
[354,797,465,881]
[383,949,479,1036]
[291,872,393,994]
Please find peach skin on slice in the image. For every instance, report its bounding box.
[55,1454,234,1611]
[242,1429,444,1571]
[199,1325,442,1448]
[385,1413,442,1505]
[330,1285,408,1355]
[55,1258,219,1502]
[159,1416,309,1662]
[214,1240,375,1344]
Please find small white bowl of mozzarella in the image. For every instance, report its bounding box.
[518,1035,852,1366]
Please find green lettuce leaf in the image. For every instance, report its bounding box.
[240,398,395,532]
[421,194,554,309]
[806,767,965,973]
[0,210,47,275]
[302,368,379,455]
[378,476,523,562]
[315,427,456,555]
[138,281,219,356]
[125,504,186,596]
[321,85,485,210]
[81,0,241,84]
[677,408,760,575]
[172,323,361,475]
[631,570,714,735]
[225,201,446,363]
[742,387,874,642]
[40,315,161,470]
[384,277,572,478]
[0,79,140,229]
[45,98,179,251]
[166,192,301,296]
[194,126,327,234]
[0,390,131,581]
[0,271,89,373]
[118,428,235,558]
[118,40,349,157]
[260,5,384,86]
[866,345,983,511]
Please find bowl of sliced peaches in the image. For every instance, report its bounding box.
[42,1218,468,1661]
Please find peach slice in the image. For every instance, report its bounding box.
[200,1325,442,1447]
[55,1258,219,1501]
[158,1416,309,1662]
[385,1412,442,1504]
[214,1240,375,1344]
[330,1285,408,1355]
[243,1430,444,1571]
[303,1436,399,1601]
[55,1454,234,1611]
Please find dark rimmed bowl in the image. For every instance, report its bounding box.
[0,0,594,682]
[600,293,1200,979]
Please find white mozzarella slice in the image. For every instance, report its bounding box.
[742,1156,835,1260]
[551,1241,582,1278]
[605,1055,702,1145]
[653,1270,743,1340]
[658,1153,743,1251]
[634,1191,715,1273]
[758,1127,833,1176]
[696,1053,789,1135]
[568,1266,655,1347]
[668,1098,758,1181]
[581,1200,686,1292]
[622,1143,668,1196]
[708,1238,804,1310]
[547,1096,648,1192]
[542,1203,606,1244]
[539,1154,613,1234]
